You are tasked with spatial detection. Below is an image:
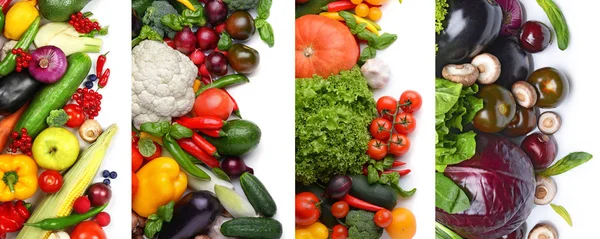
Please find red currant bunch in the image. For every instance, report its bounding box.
[72,88,103,119]
[12,48,31,72]
[69,12,101,34]
[9,128,33,156]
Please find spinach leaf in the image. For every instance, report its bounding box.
[436,173,470,213]
[537,152,593,177]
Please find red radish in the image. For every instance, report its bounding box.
[28,46,67,83]
[174,27,197,54]
[95,212,111,227]
[73,196,91,214]
[199,64,210,76]
[188,49,205,65]
[205,52,228,76]
[196,27,220,51]
[164,37,175,48]
[215,23,226,34]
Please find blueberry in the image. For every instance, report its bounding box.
[102,170,110,178]
[84,81,94,89]
[109,171,117,179]
[88,74,98,81]
[103,179,111,185]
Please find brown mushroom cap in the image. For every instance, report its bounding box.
[538,112,561,135]
[471,53,501,84]
[442,64,479,87]
[534,176,557,205]
[528,223,558,239]
[512,81,538,108]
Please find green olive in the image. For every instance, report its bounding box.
[227,43,260,74]
[473,84,517,133]
[502,106,537,137]
[225,11,256,41]
[527,67,569,108]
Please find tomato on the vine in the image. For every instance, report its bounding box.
[38,170,63,193]
[376,96,397,119]
[71,221,106,239]
[64,104,85,128]
[399,90,422,113]
[331,224,349,239]
[394,112,416,135]
[367,139,388,160]
[374,209,393,228]
[369,118,392,141]
[295,192,321,226]
[389,134,410,156]
[331,201,350,218]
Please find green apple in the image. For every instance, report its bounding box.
[32,127,80,171]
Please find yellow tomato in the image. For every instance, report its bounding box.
[351,0,363,4]
[385,208,416,239]
[366,0,389,5]
[355,3,370,18]
[368,7,382,21]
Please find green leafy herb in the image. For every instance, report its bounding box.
[157,201,175,222]
[537,0,569,50]
[218,32,233,51]
[161,5,206,31]
[372,33,397,50]
[339,11,397,62]
[169,124,193,139]
[257,21,275,47]
[144,219,162,239]
[436,173,470,213]
[359,46,377,62]
[140,121,171,137]
[435,222,463,239]
[144,201,175,238]
[46,109,68,127]
[255,0,275,47]
[550,203,572,226]
[257,0,272,19]
[132,25,163,47]
[138,138,157,157]
[436,0,449,34]
[537,152,593,177]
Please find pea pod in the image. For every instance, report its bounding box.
[0,17,40,77]
[195,74,249,97]
[25,203,108,230]
[163,134,210,180]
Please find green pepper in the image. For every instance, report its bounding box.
[0,17,40,77]
[163,134,210,180]
[195,74,249,97]
[0,7,5,35]
[24,203,108,230]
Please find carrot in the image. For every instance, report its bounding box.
[0,104,28,150]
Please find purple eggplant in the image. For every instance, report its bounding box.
[158,191,223,239]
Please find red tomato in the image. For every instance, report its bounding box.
[369,118,392,141]
[394,112,416,135]
[144,142,162,162]
[64,104,85,128]
[71,221,106,239]
[131,132,139,144]
[376,96,397,119]
[331,201,350,218]
[132,144,143,172]
[374,209,393,228]
[399,90,422,113]
[331,225,349,239]
[194,88,234,120]
[132,173,139,199]
[38,170,63,193]
[367,139,388,160]
[295,192,320,226]
[389,134,410,156]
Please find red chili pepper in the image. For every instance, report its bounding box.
[175,116,224,130]
[177,138,220,168]
[223,89,241,118]
[342,194,384,212]
[392,161,406,167]
[192,132,219,157]
[98,68,110,88]
[0,0,10,15]
[0,201,31,234]
[384,169,411,177]
[322,1,356,12]
[199,129,225,138]
[96,51,109,77]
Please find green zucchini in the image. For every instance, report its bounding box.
[13,53,91,138]
[240,172,277,217]
[221,217,282,239]
[349,175,398,210]
[295,0,336,18]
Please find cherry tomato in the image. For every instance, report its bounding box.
[374,209,393,228]
[389,134,410,156]
[71,221,107,239]
[368,7,382,21]
[132,173,139,199]
[399,90,422,113]
[132,144,143,172]
[351,0,363,4]
[355,3,370,17]
[385,208,416,239]
[331,224,349,239]
[376,96,397,120]
[194,88,234,120]
[331,201,350,218]
[394,112,416,135]
[369,118,392,141]
[64,104,85,128]
[143,142,162,162]
[38,170,63,194]
[295,192,321,226]
[367,139,388,160]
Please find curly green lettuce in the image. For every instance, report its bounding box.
[436,0,449,34]
[296,66,376,185]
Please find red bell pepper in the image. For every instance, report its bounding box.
[0,201,31,234]
[175,116,224,130]
[0,0,10,15]
[342,194,384,212]
[177,138,220,168]
[192,132,219,157]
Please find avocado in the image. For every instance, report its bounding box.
[39,0,91,22]
[205,119,261,156]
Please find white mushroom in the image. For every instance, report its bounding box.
[48,231,70,239]
[442,64,479,86]
[538,112,561,135]
[512,81,538,108]
[534,176,557,205]
[471,53,501,84]
[528,223,558,239]
[79,119,103,143]
[361,58,391,89]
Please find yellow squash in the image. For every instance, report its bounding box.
[0,154,38,202]
[4,0,39,40]
[133,157,187,217]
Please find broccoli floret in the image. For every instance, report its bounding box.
[345,210,383,239]
[46,109,68,127]
[222,0,259,11]
[142,1,178,39]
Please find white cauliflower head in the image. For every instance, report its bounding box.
[132,40,197,128]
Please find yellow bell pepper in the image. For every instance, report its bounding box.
[4,1,39,40]
[320,12,380,35]
[295,222,329,239]
[133,157,187,217]
[193,79,201,93]
[139,131,163,145]
[0,154,38,202]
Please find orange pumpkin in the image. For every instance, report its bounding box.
[295,15,359,78]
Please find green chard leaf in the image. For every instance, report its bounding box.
[537,152,593,177]
[436,173,470,213]
[537,0,569,50]
[551,203,573,226]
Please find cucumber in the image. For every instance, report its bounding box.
[13,53,91,138]
[295,183,337,228]
[204,119,261,156]
[240,172,277,217]
[221,217,282,239]
[349,175,398,210]
[295,0,336,18]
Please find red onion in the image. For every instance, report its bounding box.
[28,46,67,83]
[221,157,253,179]
[87,182,112,206]
[174,27,197,55]
[497,0,524,37]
